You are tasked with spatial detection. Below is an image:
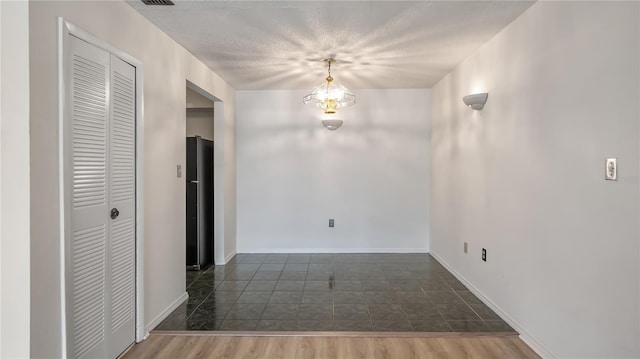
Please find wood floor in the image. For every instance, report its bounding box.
[122,332,540,359]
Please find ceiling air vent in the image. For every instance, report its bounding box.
[141,0,174,5]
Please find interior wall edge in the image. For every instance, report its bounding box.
[0,1,30,357]
[224,249,237,264]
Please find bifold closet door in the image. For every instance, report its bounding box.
[66,35,135,359]
[107,53,136,359]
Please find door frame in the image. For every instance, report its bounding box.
[58,18,146,356]
[185,81,226,265]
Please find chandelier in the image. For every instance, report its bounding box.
[302,58,356,114]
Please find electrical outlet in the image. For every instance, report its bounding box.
[177,165,182,178]
[605,158,617,181]
[464,242,468,254]
[329,219,334,228]
[482,248,487,262]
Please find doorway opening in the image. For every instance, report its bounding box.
[184,84,219,276]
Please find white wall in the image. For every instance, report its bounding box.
[186,108,214,141]
[430,2,639,358]
[186,86,214,109]
[236,89,430,253]
[29,1,236,356]
[0,1,30,357]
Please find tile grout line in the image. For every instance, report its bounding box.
[420,278,455,332]
[450,284,494,331]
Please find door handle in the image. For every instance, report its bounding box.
[189,180,199,184]
[110,208,120,220]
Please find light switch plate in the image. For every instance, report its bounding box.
[605,158,617,181]
[177,165,182,178]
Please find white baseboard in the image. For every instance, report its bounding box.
[429,251,556,359]
[237,248,429,254]
[519,332,556,359]
[145,291,189,334]
[224,249,237,264]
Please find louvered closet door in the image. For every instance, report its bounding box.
[67,35,135,359]
[68,36,111,359]
[107,54,136,359]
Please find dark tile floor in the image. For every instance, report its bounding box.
[155,253,515,333]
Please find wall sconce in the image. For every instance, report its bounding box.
[463,93,488,110]
[322,119,343,130]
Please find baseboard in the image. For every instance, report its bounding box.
[145,291,189,334]
[429,251,556,359]
[519,332,556,359]
[224,249,237,264]
[237,248,429,254]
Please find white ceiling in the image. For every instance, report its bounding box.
[128,0,534,90]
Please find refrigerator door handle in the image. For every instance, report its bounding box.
[188,180,199,183]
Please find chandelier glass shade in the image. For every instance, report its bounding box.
[303,59,356,114]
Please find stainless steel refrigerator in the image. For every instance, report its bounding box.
[186,136,214,270]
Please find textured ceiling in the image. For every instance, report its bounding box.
[128,1,534,90]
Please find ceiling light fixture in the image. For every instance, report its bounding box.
[321,119,343,130]
[303,58,356,114]
[463,93,488,110]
